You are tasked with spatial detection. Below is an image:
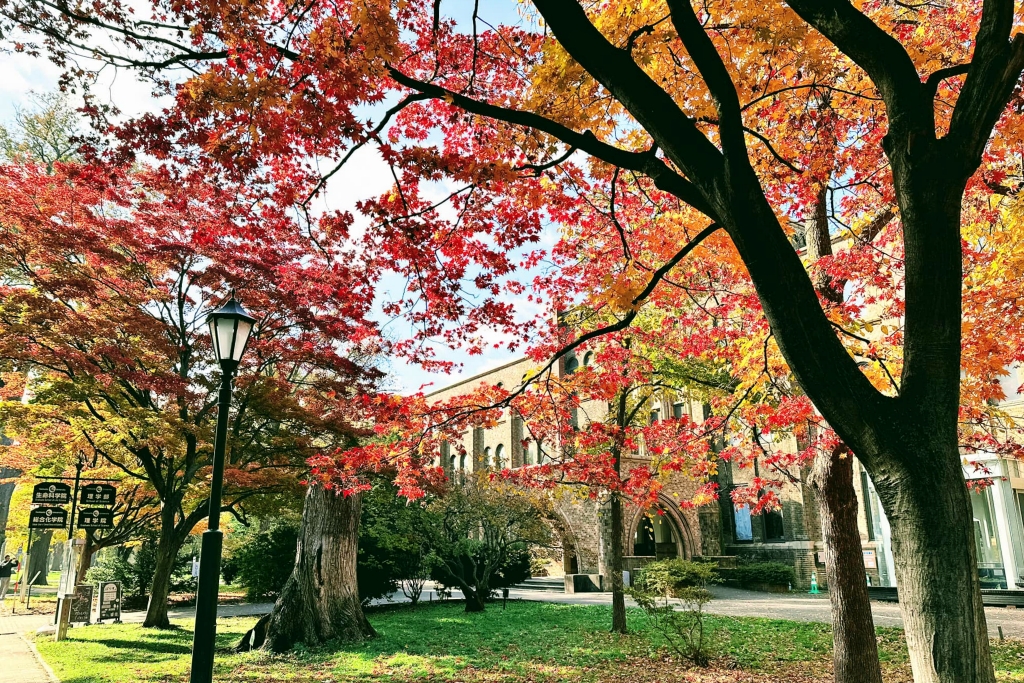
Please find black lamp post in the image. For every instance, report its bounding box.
[190,293,257,683]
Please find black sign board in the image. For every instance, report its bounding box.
[69,584,93,624]
[80,483,116,506]
[98,581,121,622]
[78,508,114,530]
[32,482,70,505]
[29,507,67,529]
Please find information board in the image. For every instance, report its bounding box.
[69,584,93,624]
[98,581,121,622]
[28,507,67,529]
[80,483,116,507]
[32,482,70,505]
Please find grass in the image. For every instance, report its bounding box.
[30,600,1024,683]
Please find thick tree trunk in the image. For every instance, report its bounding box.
[463,587,486,612]
[869,437,993,683]
[143,533,180,628]
[808,447,882,683]
[608,493,627,634]
[261,485,375,652]
[27,530,52,585]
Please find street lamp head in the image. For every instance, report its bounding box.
[206,292,258,370]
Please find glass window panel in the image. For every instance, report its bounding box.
[734,504,753,541]
[972,487,1007,588]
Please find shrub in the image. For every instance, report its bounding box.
[634,559,720,596]
[231,522,299,601]
[627,559,720,666]
[730,562,795,589]
[86,536,193,609]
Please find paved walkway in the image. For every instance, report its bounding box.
[0,609,55,683]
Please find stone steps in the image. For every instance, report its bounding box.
[515,577,565,593]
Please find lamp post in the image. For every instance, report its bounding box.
[190,293,257,683]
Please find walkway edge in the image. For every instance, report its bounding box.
[22,634,58,682]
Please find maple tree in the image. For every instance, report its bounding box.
[4,0,1024,679]
[0,160,379,627]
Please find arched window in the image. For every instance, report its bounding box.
[495,444,505,468]
[484,446,492,468]
[564,356,579,374]
[459,453,467,471]
[583,351,594,367]
[523,441,532,466]
[536,440,546,465]
[496,381,504,390]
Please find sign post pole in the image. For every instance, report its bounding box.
[55,455,84,642]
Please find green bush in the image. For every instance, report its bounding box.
[634,559,720,597]
[86,536,193,609]
[729,562,795,588]
[231,522,299,601]
[627,559,720,666]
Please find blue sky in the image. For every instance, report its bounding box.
[0,0,545,394]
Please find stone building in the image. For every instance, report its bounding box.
[429,350,1024,592]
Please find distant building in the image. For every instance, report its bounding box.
[430,357,1024,591]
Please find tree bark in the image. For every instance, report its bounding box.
[77,532,96,583]
[0,467,19,555]
[608,493,627,634]
[808,447,882,683]
[463,587,486,612]
[27,530,52,585]
[870,435,993,683]
[143,532,180,628]
[261,485,375,652]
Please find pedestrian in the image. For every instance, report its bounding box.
[0,554,18,599]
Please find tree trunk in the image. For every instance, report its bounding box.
[869,437,993,683]
[143,534,179,627]
[27,530,52,585]
[261,485,375,652]
[0,467,19,555]
[608,493,627,634]
[463,586,486,612]
[77,532,96,583]
[808,446,882,683]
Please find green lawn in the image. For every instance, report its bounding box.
[30,601,1024,682]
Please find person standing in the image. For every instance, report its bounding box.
[0,554,18,599]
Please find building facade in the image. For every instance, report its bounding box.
[430,357,1024,591]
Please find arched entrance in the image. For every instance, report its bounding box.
[627,500,696,560]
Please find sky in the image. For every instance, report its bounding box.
[0,0,546,395]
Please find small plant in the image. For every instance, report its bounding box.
[627,559,720,666]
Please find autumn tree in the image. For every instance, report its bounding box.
[6,1,1024,680]
[0,161,378,627]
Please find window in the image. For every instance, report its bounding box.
[583,351,594,366]
[972,487,1008,588]
[564,357,579,374]
[495,444,505,469]
[734,503,753,541]
[763,509,785,541]
[536,440,545,465]
[672,402,685,420]
[523,442,531,465]
[459,453,467,471]
[441,441,451,472]
[649,408,661,424]
[484,446,492,468]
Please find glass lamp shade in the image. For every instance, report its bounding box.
[206,294,258,365]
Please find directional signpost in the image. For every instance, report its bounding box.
[32,482,71,505]
[80,483,116,507]
[28,507,68,530]
[77,508,114,530]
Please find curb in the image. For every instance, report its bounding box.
[22,634,59,682]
